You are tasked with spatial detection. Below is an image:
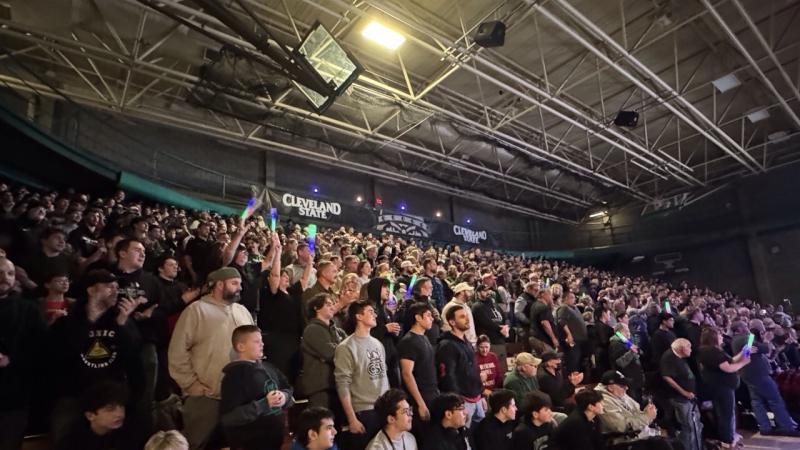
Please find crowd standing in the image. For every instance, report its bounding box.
[1,182,800,450]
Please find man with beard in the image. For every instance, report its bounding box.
[169,267,254,450]
[0,257,47,450]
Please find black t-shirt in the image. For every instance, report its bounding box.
[185,237,217,282]
[530,301,555,341]
[650,329,677,366]
[697,346,739,391]
[259,281,303,336]
[397,330,439,404]
[660,350,695,398]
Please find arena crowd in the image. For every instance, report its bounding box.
[1,182,799,450]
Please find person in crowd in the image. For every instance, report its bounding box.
[219,325,293,450]
[608,322,644,403]
[511,392,557,450]
[660,338,702,450]
[650,312,677,370]
[368,277,402,388]
[48,269,144,444]
[422,257,445,311]
[334,300,389,448]
[0,256,47,450]
[302,260,337,323]
[421,393,469,450]
[472,284,510,373]
[39,271,74,325]
[398,302,439,424]
[556,291,587,374]
[356,260,372,286]
[168,267,255,450]
[514,282,538,346]
[20,226,73,288]
[697,327,750,449]
[442,282,477,346]
[529,288,559,354]
[437,304,484,428]
[366,389,418,450]
[503,352,542,406]
[289,242,317,289]
[292,407,340,450]
[399,276,442,345]
[537,351,582,412]
[144,430,189,450]
[182,221,215,286]
[730,321,799,436]
[260,232,305,382]
[591,305,614,380]
[594,370,660,443]
[551,390,605,450]
[475,334,503,402]
[56,381,144,450]
[473,389,517,450]
[299,293,346,411]
[154,255,200,332]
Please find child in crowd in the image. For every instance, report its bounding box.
[220,324,294,450]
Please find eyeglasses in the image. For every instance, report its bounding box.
[397,408,413,417]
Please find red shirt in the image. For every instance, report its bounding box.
[475,351,503,392]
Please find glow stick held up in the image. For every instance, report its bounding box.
[405,274,418,299]
[615,331,634,349]
[388,278,396,306]
[270,208,278,231]
[307,224,317,253]
[743,333,755,357]
[241,197,258,219]
[664,300,672,314]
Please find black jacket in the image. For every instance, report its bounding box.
[0,293,47,410]
[220,359,293,432]
[551,411,603,450]
[472,297,506,345]
[436,332,482,398]
[511,421,554,450]
[608,338,644,391]
[113,267,164,345]
[421,424,469,450]
[368,278,401,387]
[48,301,143,398]
[474,415,514,450]
[536,367,574,410]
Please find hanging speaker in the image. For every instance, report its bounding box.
[474,21,506,48]
[614,110,639,127]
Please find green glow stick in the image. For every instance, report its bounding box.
[307,224,317,253]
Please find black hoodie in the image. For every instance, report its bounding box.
[367,278,401,387]
[0,293,47,410]
[219,359,293,446]
[436,331,482,398]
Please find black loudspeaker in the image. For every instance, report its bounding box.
[614,110,639,127]
[474,21,506,48]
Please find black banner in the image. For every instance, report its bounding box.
[374,211,430,238]
[268,189,375,227]
[428,222,500,247]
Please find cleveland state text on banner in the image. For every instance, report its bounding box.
[268,189,376,226]
[452,225,488,244]
[375,211,429,238]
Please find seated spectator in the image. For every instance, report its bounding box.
[537,352,582,412]
[475,334,503,401]
[504,352,541,406]
[594,370,659,442]
[366,389,418,450]
[220,325,293,450]
[56,381,144,450]
[292,406,340,450]
[421,393,469,450]
[473,389,517,450]
[511,392,557,450]
[551,390,604,450]
[144,430,189,450]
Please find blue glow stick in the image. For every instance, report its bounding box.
[307,224,317,253]
[615,331,634,348]
[270,208,277,231]
[241,197,257,219]
[405,274,417,299]
[743,333,755,357]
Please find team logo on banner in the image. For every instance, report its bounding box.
[376,212,429,238]
[281,193,342,220]
[453,225,487,244]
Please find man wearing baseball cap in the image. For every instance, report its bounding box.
[595,370,660,444]
[441,282,477,346]
[169,267,254,450]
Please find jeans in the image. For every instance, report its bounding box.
[745,377,798,432]
[710,389,735,444]
[465,399,485,429]
[182,396,220,450]
[670,398,703,450]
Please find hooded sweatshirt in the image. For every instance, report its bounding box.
[436,331,482,400]
[168,294,254,398]
[219,359,294,429]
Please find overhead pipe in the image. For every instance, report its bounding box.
[548,0,762,173]
[703,0,800,129]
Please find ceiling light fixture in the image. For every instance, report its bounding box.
[712,73,741,93]
[589,210,608,218]
[746,108,770,123]
[362,22,406,50]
